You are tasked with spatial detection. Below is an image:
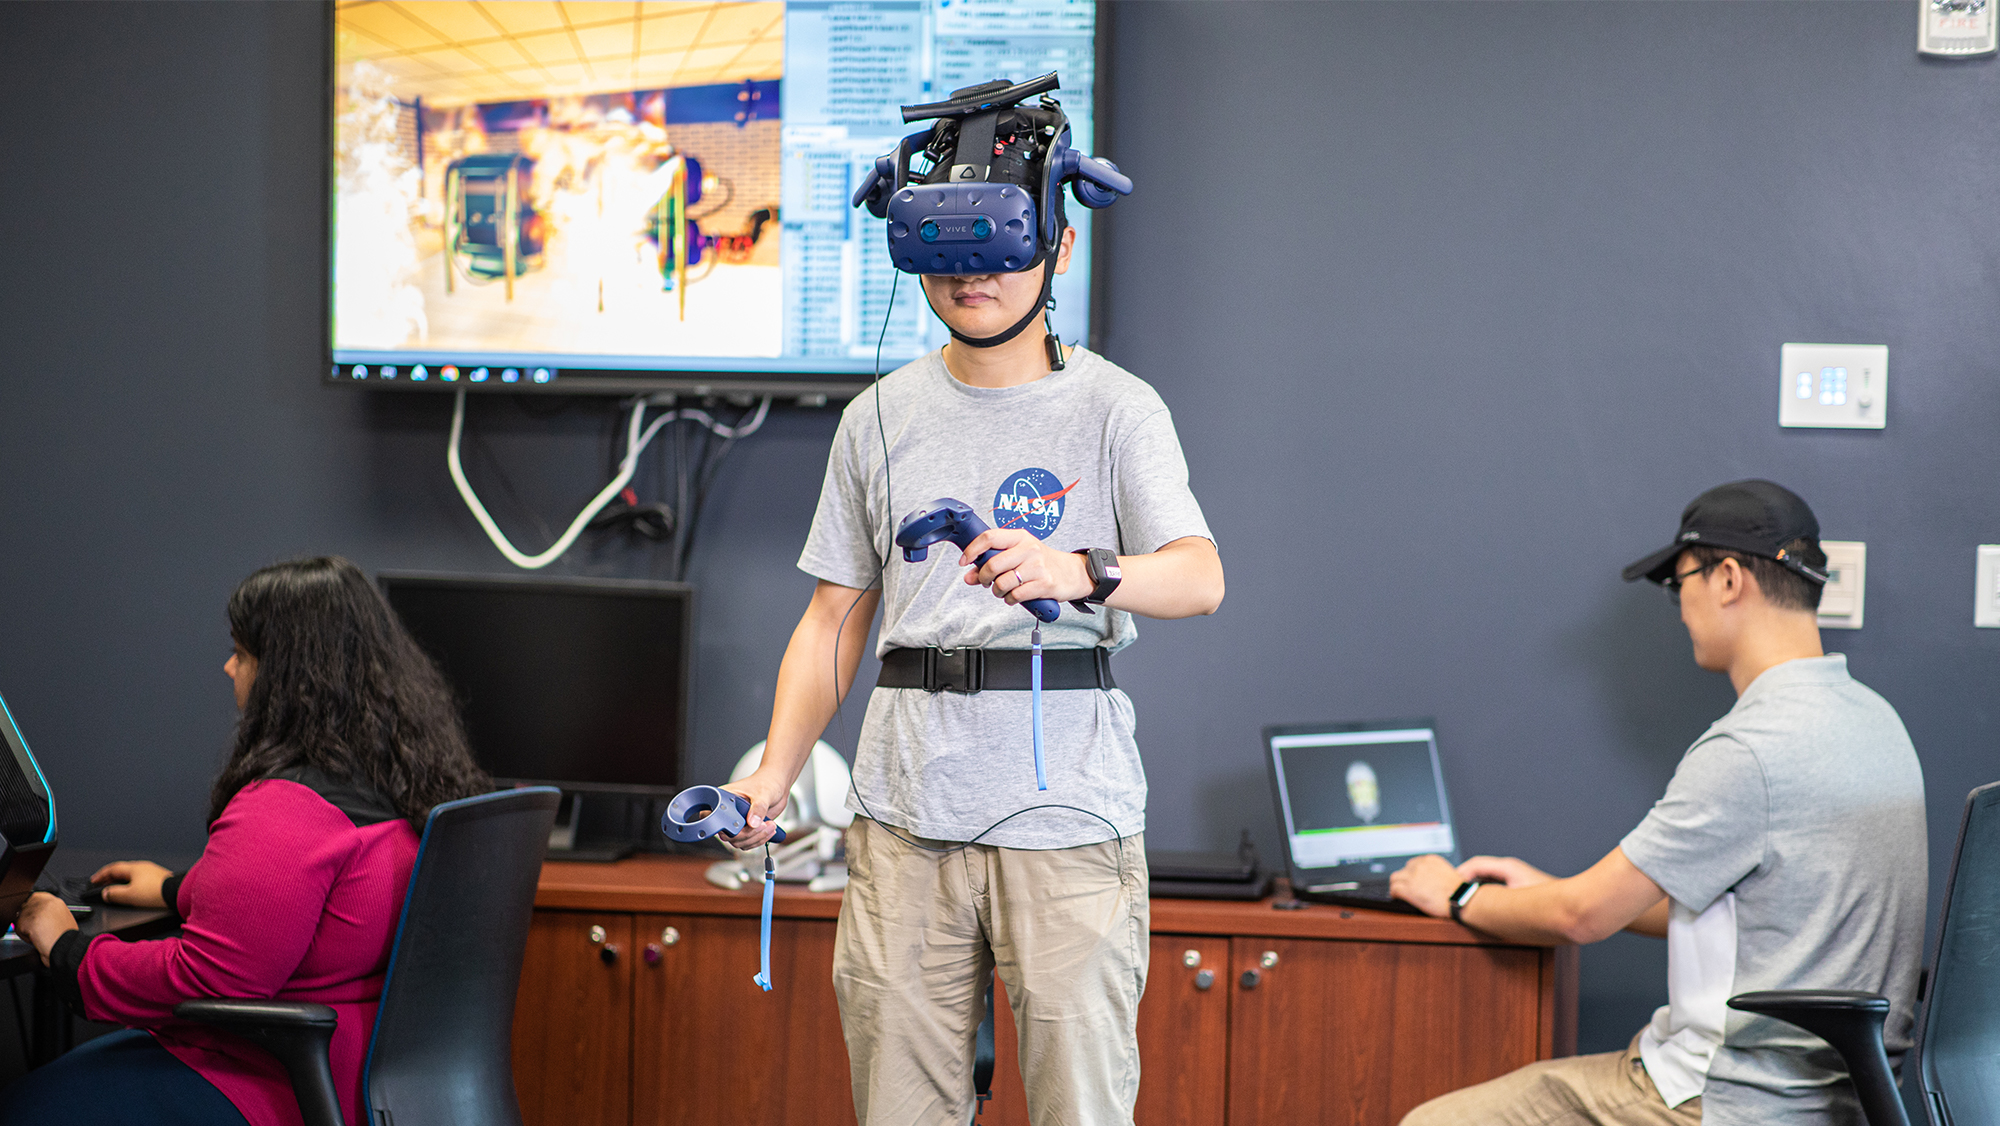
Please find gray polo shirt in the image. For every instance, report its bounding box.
[1620,654,1926,1125]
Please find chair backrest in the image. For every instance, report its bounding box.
[1917,780,2000,1126]
[364,787,561,1126]
[0,691,56,928]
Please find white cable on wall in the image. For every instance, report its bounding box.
[447,389,772,570]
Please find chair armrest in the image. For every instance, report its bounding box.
[1727,991,1908,1126]
[174,1000,344,1126]
[1728,989,1889,1018]
[174,999,337,1030]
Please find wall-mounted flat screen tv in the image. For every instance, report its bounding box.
[327,0,1102,397]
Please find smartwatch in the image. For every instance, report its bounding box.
[1069,548,1122,614]
[1449,880,1487,924]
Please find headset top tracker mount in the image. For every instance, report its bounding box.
[849,72,1132,353]
[896,500,1062,624]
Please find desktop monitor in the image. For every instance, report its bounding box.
[326,0,1105,397]
[377,572,692,795]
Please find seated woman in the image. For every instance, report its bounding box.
[5,556,492,1126]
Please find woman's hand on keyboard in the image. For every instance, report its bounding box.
[90,861,173,909]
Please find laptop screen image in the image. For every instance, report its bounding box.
[1268,724,1455,875]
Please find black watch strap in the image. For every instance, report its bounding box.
[1069,548,1121,614]
[1449,880,1485,924]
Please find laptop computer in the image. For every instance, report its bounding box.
[0,692,57,930]
[1262,718,1457,915]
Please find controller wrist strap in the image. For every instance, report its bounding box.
[754,850,775,991]
[1031,625,1048,791]
[931,256,1057,350]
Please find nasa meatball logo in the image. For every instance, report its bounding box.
[992,467,1079,540]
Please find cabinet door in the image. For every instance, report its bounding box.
[513,911,634,1126]
[1137,935,1231,1126]
[631,913,857,1126]
[1225,938,1543,1125]
[979,933,1230,1126]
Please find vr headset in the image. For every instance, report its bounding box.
[850,72,1132,352]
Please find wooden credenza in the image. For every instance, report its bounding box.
[513,857,1577,1126]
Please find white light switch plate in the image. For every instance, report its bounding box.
[1817,540,1865,630]
[1976,546,2000,628]
[1780,344,1887,429]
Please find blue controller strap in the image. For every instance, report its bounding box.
[755,853,775,992]
[662,785,787,992]
[1031,625,1047,792]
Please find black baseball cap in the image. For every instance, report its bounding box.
[1622,479,1830,586]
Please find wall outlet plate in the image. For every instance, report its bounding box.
[1817,540,1865,630]
[1780,344,1887,429]
[1976,546,2000,628]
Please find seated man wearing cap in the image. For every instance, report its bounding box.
[1390,479,1926,1125]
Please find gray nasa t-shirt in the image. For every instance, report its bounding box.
[798,347,1213,848]
[1620,654,1926,1126]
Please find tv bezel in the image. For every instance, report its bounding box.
[321,0,1114,400]
[375,570,696,796]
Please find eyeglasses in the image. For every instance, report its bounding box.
[1661,558,1724,601]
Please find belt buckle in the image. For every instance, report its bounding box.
[924,647,983,694]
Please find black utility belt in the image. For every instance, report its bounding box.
[877,646,1116,694]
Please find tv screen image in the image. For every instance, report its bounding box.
[329,0,1100,395]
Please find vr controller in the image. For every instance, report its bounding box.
[895,500,1061,624]
[662,785,787,845]
[850,73,1132,277]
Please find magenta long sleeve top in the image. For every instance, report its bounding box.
[72,778,419,1126]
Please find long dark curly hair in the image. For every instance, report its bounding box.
[209,557,491,832]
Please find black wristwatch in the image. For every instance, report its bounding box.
[1069,548,1122,614]
[1449,879,1487,924]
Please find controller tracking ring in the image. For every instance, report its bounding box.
[663,785,788,844]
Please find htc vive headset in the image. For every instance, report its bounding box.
[850,72,1132,350]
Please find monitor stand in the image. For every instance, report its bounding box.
[544,792,636,863]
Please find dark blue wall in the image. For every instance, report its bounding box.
[2,1,1994,1057]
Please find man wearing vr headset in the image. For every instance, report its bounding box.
[1389,480,1925,1126]
[722,76,1223,1124]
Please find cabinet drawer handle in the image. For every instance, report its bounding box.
[1182,949,1202,968]
[588,925,607,945]
[644,943,663,965]
[1194,969,1214,991]
[1240,969,1260,990]
[1260,950,1279,969]
[599,944,621,965]
[661,926,681,946]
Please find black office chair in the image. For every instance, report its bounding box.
[176,786,561,1126]
[0,691,58,930]
[1728,779,2000,1126]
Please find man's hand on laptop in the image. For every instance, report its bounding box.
[1388,854,1463,916]
[1455,855,1554,889]
[1391,854,1557,918]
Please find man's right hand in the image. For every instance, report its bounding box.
[719,771,792,850]
[90,860,174,908]
[1455,855,1555,889]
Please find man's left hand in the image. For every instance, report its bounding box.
[959,528,1092,607]
[1388,854,1463,918]
[15,891,78,966]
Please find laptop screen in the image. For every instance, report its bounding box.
[1268,725,1454,872]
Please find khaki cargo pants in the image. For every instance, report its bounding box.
[832,818,1150,1126]
[1399,1033,1702,1125]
